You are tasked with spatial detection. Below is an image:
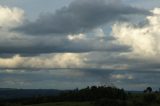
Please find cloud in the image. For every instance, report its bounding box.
[111,74,133,80]
[0,1,141,55]
[1,68,160,90]
[109,71,160,90]
[111,8,160,72]
[0,6,129,55]
[112,8,160,58]
[0,1,159,90]
[0,6,24,28]
[0,69,102,89]
[14,0,149,35]
[0,28,130,55]
[0,53,86,69]
[0,55,23,68]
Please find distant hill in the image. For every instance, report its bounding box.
[0,88,143,100]
[0,88,64,100]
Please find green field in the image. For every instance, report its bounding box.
[26,102,93,106]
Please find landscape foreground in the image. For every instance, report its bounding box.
[1,86,160,106]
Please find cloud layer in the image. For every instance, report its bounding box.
[111,8,160,73]
[14,0,149,35]
[113,8,160,58]
[0,5,129,55]
[1,0,160,90]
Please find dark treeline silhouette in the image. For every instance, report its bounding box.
[1,86,160,106]
[0,86,126,106]
[58,86,126,101]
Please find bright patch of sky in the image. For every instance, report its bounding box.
[0,0,73,19]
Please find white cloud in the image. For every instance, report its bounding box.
[68,33,86,41]
[111,74,133,80]
[0,6,26,49]
[0,55,23,68]
[112,8,160,58]
[0,53,87,69]
[0,6,24,28]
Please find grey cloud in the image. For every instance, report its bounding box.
[1,68,160,90]
[110,70,160,90]
[0,69,112,89]
[14,0,150,35]
[0,36,130,56]
[122,59,160,71]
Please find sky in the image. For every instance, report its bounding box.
[0,0,160,90]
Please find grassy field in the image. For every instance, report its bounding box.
[26,102,93,106]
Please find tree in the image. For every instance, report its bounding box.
[144,87,152,93]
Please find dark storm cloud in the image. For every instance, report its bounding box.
[121,59,160,71]
[111,70,160,90]
[2,68,160,89]
[14,0,150,35]
[0,69,113,88]
[0,36,130,56]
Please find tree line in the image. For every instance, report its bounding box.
[1,86,160,106]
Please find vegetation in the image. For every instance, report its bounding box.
[1,86,160,106]
[26,102,92,106]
